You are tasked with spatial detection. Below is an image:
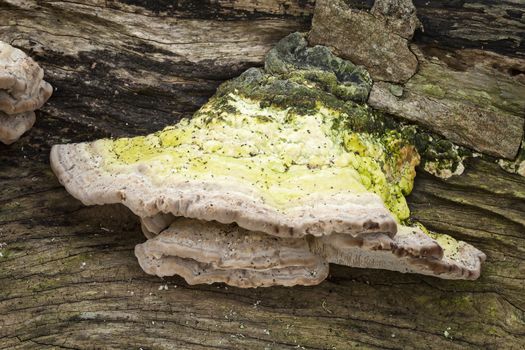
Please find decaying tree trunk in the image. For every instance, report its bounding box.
[0,1,524,349]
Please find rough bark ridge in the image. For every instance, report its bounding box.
[0,1,524,349]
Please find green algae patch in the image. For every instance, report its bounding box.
[90,33,480,225]
[106,92,413,217]
[95,33,426,221]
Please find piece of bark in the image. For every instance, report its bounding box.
[369,46,525,159]
[308,0,418,83]
[498,140,525,177]
[371,0,421,39]
[343,0,525,59]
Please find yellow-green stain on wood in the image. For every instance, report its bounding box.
[101,93,417,220]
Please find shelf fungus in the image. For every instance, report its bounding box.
[135,218,329,287]
[0,41,52,144]
[51,33,485,287]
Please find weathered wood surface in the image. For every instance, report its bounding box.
[1,1,524,349]
[310,0,525,159]
[346,0,525,58]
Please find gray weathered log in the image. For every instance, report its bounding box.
[1,1,524,349]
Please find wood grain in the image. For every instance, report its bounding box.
[2,125,524,349]
[1,1,524,349]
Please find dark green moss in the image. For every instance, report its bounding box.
[215,32,471,178]
[264,32,372,102]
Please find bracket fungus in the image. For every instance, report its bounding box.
[0,41,52,144]
[309,226,485,280]
[0,111,35,145]
[51,33,485,287]
[135,218,328,287]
